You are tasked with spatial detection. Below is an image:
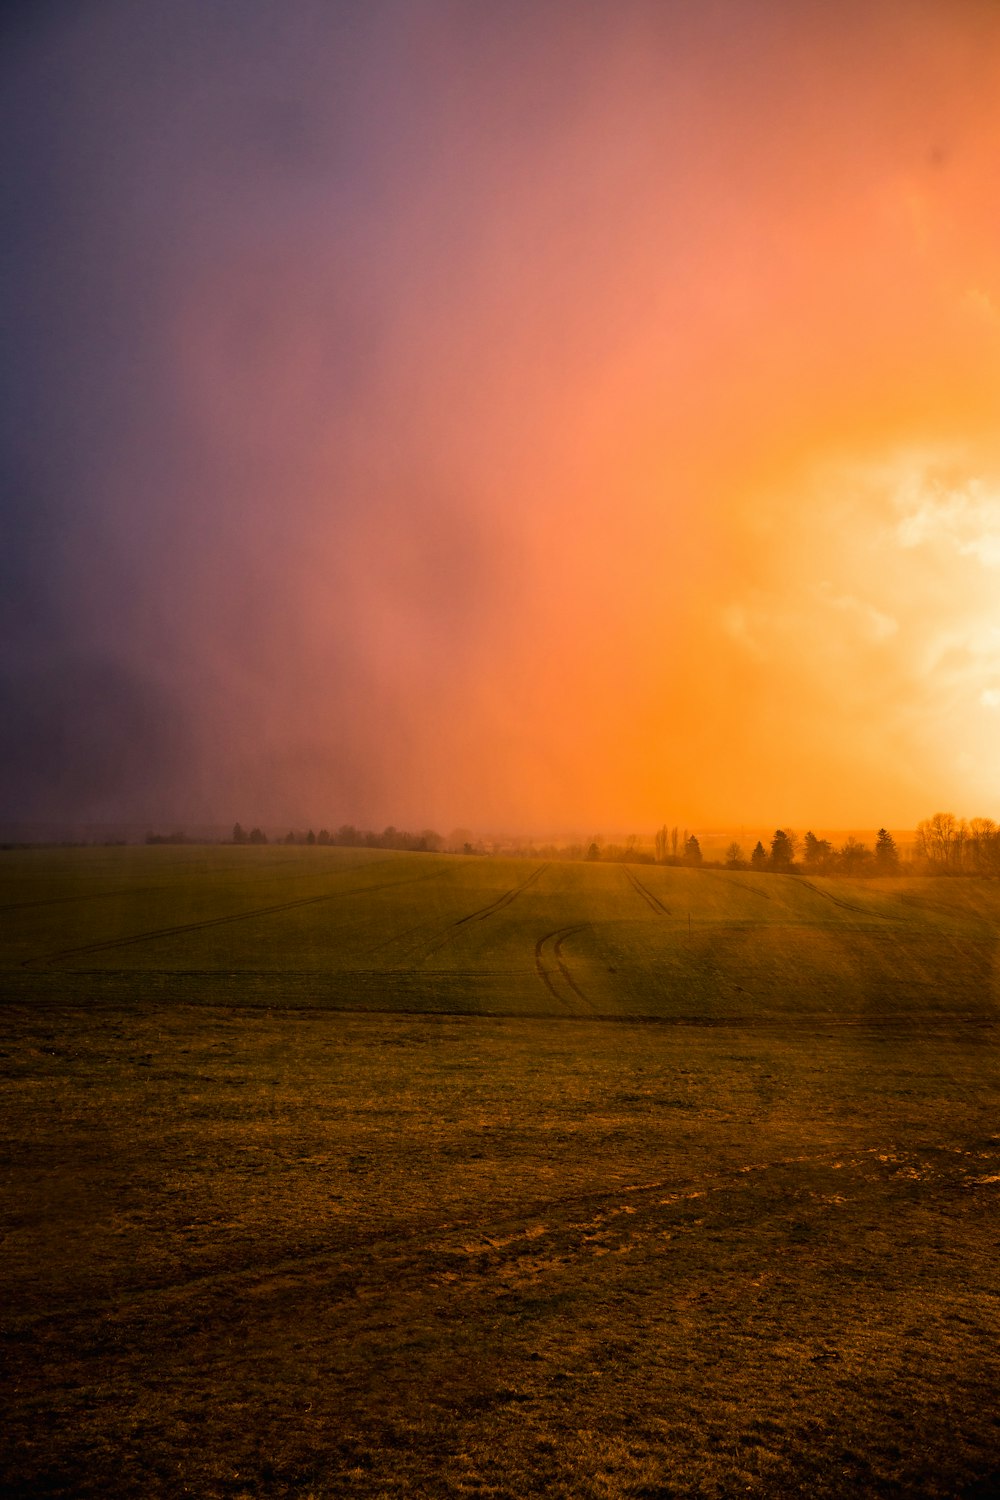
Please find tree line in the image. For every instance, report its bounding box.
[590,825,905,874]
[219,811,1000,875]
[912,812,1000,875]
[637,815,1000,875]
[723,816,1000,875]
[718,827,901,875]
[231,822,444,852]
[584,826,903,874]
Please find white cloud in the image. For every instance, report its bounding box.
[895,472,1000,568]
[920,623,1000,676]
[828,592,898,642]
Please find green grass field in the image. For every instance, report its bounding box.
[2,847,999,1496]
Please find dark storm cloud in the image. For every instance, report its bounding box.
[3,1,999,831]
[0,1,402,825]
[0,654,189,822]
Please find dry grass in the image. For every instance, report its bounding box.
[2,849,1000,1495]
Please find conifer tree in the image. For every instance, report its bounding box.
[683,834,702,865]
[770,829,795,871]
[874,827,899,873]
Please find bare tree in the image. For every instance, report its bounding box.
[915,812,964,872]
[967,818,1000,874]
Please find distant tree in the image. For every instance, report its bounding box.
[874,828,899,874]
[284,830,295,844]
[585,841,601,862]
[838,836,872,876]
[317,828,331,845]
[671,826,679,858]
[249,826,267,845]
[967,818,1000,875]
[654,825,669,862]
[683,834,702,866]
[750,841,767,870]
[233,822,247,845]
[769,829,795,871]
[802,830,834,871]
[306,829,316,845]
[724,841,743,869]
[915,812,963,872]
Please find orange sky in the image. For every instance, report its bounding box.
[4,1,1000,832]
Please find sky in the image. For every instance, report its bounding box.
[3,0,1000,835]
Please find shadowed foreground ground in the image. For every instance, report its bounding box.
[2,849,999,1496]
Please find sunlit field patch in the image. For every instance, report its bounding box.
[2,847,999,1496]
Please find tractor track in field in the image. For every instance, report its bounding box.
[0,886,167,914]
[0,1156,770,1328]
[798,878,893,919]
[0,857,405,917]
[6,1139,984,1336]
[380,864,550,965]
[704,870,773,901]
[453,863,549,924]
[622,866,671,915]
[20,869,449,969]
[534,924,593,1009]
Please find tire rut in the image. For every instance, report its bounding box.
[22,869,449,969]
[6,1141,954,1335]
[0,886,165,915]
[452,863,549,925]
[703,870,773,901]
[797,877,893,920]
[385,864,550,965]
[535,924,593,1009]
[622,866,670,915]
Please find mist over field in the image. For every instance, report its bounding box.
[4,1,1000,833]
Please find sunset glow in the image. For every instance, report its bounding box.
[4,1,1000,832]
